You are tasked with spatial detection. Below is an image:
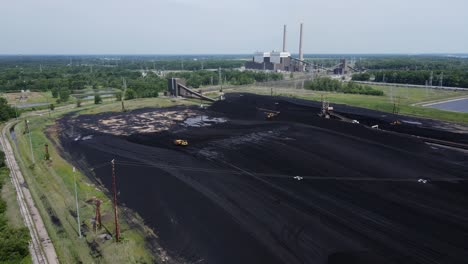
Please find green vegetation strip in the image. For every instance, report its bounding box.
[305,78,384,96]
[0,151,31,264]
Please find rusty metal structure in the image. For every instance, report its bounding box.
[94,198,102,232]
[111,159,120,242]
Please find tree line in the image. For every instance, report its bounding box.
[167,70,283,88]
[352,70,468,88]
[305,78,384,96]
[355,56,468,71]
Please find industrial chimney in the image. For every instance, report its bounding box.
[283,25,287,52]
[299,23,304,62]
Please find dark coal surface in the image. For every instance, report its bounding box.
[58,93,468,264]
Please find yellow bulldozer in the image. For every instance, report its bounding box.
[173,139,189,146]
[266,112,279,120]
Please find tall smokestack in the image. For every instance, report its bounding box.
[299,23,304,61]
[282,24,287,52]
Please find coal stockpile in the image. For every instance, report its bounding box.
[57,93,468,264]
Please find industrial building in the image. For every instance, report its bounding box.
[245,23,307,72]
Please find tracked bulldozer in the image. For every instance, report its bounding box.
[173,139,188,146]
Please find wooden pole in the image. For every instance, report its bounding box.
[111,159,120,242]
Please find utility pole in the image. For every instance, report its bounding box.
[219,67,223,92]
[429,71,433,86]
[73,167,82,238]
[46,93,50,118]
[111,159,120,242]
[26,120,35,163]
[218,67,222,86]
[121,78,127,112]
[439,72,444,87]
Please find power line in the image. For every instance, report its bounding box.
[105,160,466,183]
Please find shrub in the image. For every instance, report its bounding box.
[94,94,102,104]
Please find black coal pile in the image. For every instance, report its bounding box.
[211,93,468,144]
[57,93,468,264]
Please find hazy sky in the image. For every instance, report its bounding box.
[1,0,467,54]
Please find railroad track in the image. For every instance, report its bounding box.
[0,122,58,264]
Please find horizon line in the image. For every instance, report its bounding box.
[1,52,468,56]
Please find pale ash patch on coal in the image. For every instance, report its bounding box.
[73,135,94,141]
[79,109,199,136]
[77,109,229,136]
[183,116,228,127]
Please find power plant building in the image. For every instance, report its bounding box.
[246,24,305,72]
[254,52,271,63]
[246,51,292,71]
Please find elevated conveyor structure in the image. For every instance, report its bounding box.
[168,78,216,102]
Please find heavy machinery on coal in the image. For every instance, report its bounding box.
[257,108,280,120]
[319,99,334,119]
[318,96,359,124]
[173,139,188,146]
[390,97,402,125]
[266,112,279,120]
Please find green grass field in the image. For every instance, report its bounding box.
[7,97,196,263]
[227,84,468,123]
[2,91,54,105]
[2,90,122,113]
[0,163,24,230]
